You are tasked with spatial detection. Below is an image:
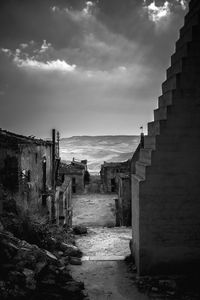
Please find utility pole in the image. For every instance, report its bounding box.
[57,131,60,157]
[51,129,56,222]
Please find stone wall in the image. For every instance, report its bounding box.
[117,175,131,226]
[131,0,200,275]
[0,130,53,214]
[55,176,72,226]
[100,161,130,193]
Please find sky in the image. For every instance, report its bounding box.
[0,0,189,138]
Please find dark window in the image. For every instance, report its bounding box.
[111,178,116,192]
[72,177,76,193]
[1,156,19,192]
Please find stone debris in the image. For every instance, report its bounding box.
[70,257,82,265]
[0,219,87,300]
[73,225,88,235]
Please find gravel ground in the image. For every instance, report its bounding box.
[72,193,132,257]
[69,193,148,300]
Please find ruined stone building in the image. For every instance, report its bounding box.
[0,129,55,213]
[131,0,200,275]
[59,158,88,194]
[100,160,130,193]
[0,129,72,226]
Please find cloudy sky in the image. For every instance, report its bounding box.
[0,0,189,138]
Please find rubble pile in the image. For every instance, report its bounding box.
[0,208,87,300]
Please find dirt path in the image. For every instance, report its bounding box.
[72,193,117,227]
[69,193,148,300]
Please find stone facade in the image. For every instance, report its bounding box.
[116,174,131,226]
[0,129,55,213]
[100,161,130,193]
[55,176,72,227]
[0,129,72,226]
[59,158,88,194]
[131,0,200,275]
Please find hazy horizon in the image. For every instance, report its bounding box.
[60,135,140,173]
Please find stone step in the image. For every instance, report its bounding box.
[148,120,167,136]
[158,91,174,108]
[162,70,200,94]
[139,148,153,164]
[162,75,180,94]
[179,18,200,40]
[144,136,156,150]
[131,173,145,184]
[154,106,171,121]
[167,57,200,78]
[158,89,199,108]
[171,44,188,65]
[176,25,200,50]
[185,1,200,24]
[167,61,183,79]
[135,161,150,179]
[189,0,200,11]
[180,11,200,38]
[172,41,200,65]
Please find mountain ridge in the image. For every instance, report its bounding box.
[60,135,140,173]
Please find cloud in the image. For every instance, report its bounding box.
[83,1,95,15]
[20,43,28,49]
[1,48,12,56]
[143,1,171,23]
[0,0,189,137]
[176,0,187,10]
[14,57,76,72]
[40,40,52,53]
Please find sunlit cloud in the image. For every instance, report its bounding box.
[1,48,12,56]
[14,57,76,72]
[40,40,52,53]
[176,0,187,10]
[83,1,95,15]
[20,43,28,49]
[144,1,171,23]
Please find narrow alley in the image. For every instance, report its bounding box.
[69,193,148,300]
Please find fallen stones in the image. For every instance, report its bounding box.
[69,257,82,265]
[23,268,36,290]
[61,242,82,257]
[0,224,86,299]
[73,225,87,235]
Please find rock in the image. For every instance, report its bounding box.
[23,268,36,290]
[73,225,87,235]
[0,221,4,231]
[62,280,84,293]
[59,257,69,266]
[45,250,58,260]
[8,271,25,286]
[61,242,82,257]
[41,277,56,286]
[69,257,82,265]
[159,279,176,290]
[35,261,47,274]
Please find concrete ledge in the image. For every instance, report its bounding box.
[81,255,125,261]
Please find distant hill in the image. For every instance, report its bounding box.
[60,135,140,173]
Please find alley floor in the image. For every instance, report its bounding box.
[69,193,148,300]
